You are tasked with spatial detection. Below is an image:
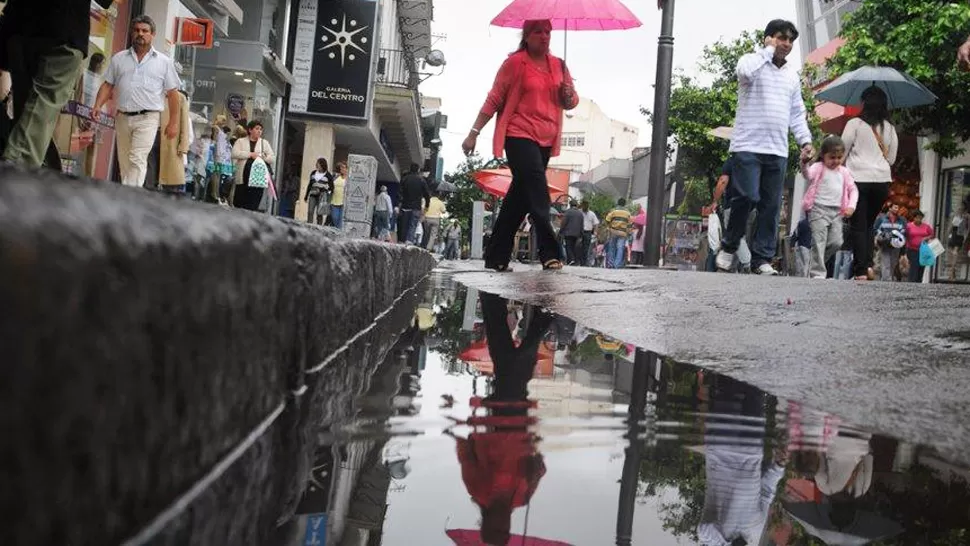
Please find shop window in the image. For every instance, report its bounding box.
[51,0,130,179]
[936,168,970,283]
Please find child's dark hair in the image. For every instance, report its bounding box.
[820,134,845,157]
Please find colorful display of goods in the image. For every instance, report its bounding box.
[886,155,922,219]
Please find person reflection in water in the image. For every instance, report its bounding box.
[698,376,786,546]
[446,293,553,545]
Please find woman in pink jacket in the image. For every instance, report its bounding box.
[801,135,859,279]
[461,19,579,271]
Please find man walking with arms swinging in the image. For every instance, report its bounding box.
[716,19,815,275]
[90,15,181,188]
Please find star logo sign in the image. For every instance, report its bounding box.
[319,14,369,68]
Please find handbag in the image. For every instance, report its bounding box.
[870,122,890,162]
[248,157,270,188]
[919,241,937,267]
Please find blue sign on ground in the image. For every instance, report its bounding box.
[303,513,327,546]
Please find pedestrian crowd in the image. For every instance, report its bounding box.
[702,18,942,283]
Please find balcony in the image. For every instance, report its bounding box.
[376,49,419,90]
[373,49,423,177]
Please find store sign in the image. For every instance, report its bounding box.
[174,17,215,48]
[288,0,378,120]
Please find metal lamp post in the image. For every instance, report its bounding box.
[644,0,676,267]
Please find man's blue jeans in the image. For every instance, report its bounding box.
[721,152,788,268]
[606,235,627,269]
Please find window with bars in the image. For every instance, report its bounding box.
[561,133,586,148]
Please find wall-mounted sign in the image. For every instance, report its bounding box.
[288,0,378,121]
[174,17,215,49]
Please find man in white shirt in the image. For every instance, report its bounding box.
[90,15,180,188]
[716,19,815,276]
[580,200,599,267]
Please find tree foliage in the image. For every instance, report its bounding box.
[441,154,505,243]
[825,0,970,158]
[643,31,822,186]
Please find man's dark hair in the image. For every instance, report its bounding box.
[409,163,420,174]
[764,19,798,41]
[247,120,264,131]
[131,15,157,34]
[617,198,627,207]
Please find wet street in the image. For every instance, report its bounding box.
[284,273,970,546]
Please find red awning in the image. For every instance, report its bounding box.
[805,37,845,67]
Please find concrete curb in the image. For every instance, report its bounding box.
[0,164,435,546]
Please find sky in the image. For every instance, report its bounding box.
[420,0,799,173]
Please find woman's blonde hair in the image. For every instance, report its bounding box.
[517,19,552,52]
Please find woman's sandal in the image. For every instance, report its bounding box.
[542,259,564,271]
[486,263,513,272]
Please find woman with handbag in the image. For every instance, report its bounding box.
[231,120,275,211]
[461,19,579,271]
[842,86,899,280]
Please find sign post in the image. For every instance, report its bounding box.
[343,154,378,239]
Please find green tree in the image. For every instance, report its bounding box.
[825,0,970,158]
[441,155,505,244]
[643,31,822,185]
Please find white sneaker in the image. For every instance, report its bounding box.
[755,263,779,276]
[715,250,735,271]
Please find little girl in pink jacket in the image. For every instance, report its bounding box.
[801,135,859,279]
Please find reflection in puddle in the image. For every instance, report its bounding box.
[286,278,970,546]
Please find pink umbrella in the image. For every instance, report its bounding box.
[490,0,641,57]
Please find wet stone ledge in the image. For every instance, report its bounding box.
[0,164,436,546]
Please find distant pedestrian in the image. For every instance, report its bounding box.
[158,89,192,194]
[716,19,815,276]
[905,210,934,283]
[330,161,347,228]
[800,135,858,279]
[604,198,633,269]
[304,158,333,225]
[374,185,393,241]
[423,192,447,249]
[842,86,898,281]
[630,205,646,265]
[230,120,274,210]
[580,201,599,266]
[873,203,907,282]
[445,220,462,260]
[559,200,584,265]
[0,0,115,168]
[90,15,181,187]
[277,163,301,218]
[398,163,430,245]
[462,19,579,271]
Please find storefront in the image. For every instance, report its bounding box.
[50,0,131,178]
[934,163,970,283]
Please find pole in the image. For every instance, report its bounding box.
[644,0,676,267]
[615,349,657,545]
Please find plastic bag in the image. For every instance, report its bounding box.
[707,213,722,253]
[919,240,937,267]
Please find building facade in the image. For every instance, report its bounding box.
[284,0,436,221]
[551,98,639,174]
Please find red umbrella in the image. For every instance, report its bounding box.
[447,529,572,546]
[490,0,641,57]
[473,168,571,201]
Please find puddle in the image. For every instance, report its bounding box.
[283,276,970,546]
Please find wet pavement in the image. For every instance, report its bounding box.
[280,274,970,546]
[442,260,970,469]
